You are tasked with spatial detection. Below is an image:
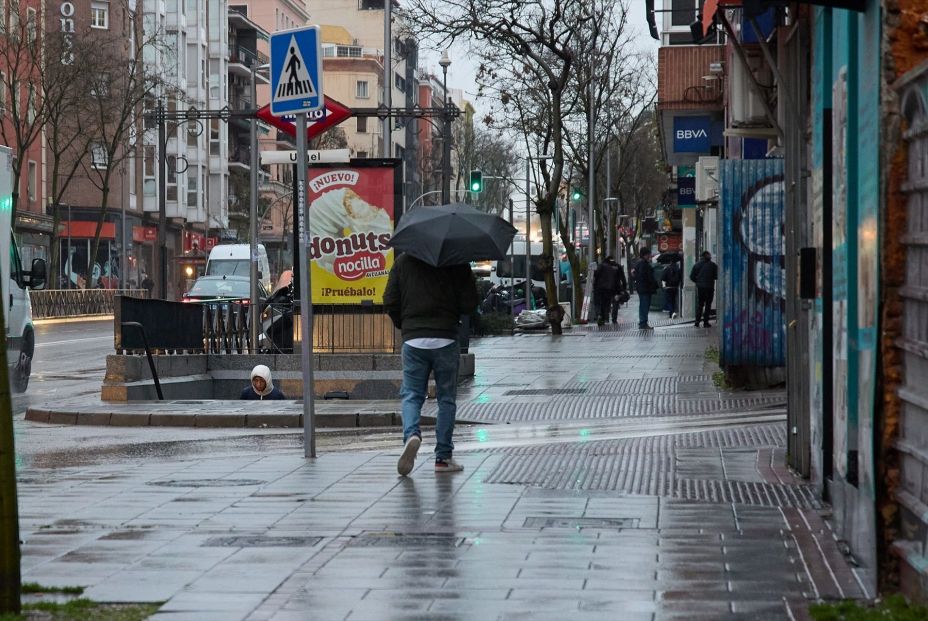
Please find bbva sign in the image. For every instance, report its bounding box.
[673,116,712,153]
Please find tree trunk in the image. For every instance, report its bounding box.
[0,295,20,614]
[538,208,562,335]
[88,185,111,288]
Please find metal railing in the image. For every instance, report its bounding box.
[114,296,396,355]
[230,45,269,69]
[307,304,396,353]
[32,289,150,319]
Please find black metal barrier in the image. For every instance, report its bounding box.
[115,296,205,353]
[114,296,399,355]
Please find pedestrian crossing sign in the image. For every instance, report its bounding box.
[269,26,323,116]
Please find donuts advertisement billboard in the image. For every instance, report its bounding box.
[306,163,398,304]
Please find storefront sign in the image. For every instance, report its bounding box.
[133,226,157,243]
[657,233,683,253]
[307,166,395,304]
[678,177,696,206]
[673,116,712,153]
[183,231,207,253]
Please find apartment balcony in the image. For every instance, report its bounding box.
[229,144,251,171]
[229,45,270,82]
[657,44,725,112]
[276,130,295,147]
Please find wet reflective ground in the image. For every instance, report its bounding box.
[13,312,865,619]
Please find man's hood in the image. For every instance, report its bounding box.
[251,365,274,396]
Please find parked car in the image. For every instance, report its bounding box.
[182,275,268,303]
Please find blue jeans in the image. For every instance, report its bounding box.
[400,342,460,460]
[638,293,652,327]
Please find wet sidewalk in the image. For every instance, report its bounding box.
[15,307,865,620]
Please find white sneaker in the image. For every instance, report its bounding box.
[434,457,464,473]
[397,435,421,476]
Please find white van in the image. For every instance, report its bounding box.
[0,146,46,392]
[490,239,549,290]
[205,244,271,293]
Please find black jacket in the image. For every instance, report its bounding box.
[633,258,658,294]
[690,258,718,289]
[383,254,479,341]
[593,260,625,293]
[240,386,287,400]
[662,263,682,288]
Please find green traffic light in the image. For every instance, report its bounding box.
[571,190,582,200]
[469,169,483,193]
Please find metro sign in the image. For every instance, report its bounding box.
[256,96,352,141]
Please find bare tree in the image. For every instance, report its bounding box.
[82,0,168,285]
[0,0,46,222]
[402,0,593,332]
[454,123,519,214]
[43,33,101,285]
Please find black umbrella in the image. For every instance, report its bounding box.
[656,251,683,264]
[388,203,518,267]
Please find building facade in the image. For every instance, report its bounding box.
[1,0,51,266]
[652,0,928,600]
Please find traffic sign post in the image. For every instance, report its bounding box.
[271,26,323,458]
[269,26,323,116]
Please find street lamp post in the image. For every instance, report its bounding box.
[439,50,452,205]
[248,64,264,353]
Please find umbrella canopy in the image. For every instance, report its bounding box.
[655,251,683,264]
[387,203,518,267]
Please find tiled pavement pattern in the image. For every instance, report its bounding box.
[16,308,866,619]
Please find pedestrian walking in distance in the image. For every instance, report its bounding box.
[593,255,624,326]
[662,259,682,319]
[690,251,719,328]
[633,247,658,330]
[240,365,287,400]
[384,253,479,476]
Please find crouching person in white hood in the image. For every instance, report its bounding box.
[240,365,287,400]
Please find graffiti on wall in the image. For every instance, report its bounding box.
[719,159,786,368]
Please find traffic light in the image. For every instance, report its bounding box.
[469,169,483,193]
[571,188,582,201]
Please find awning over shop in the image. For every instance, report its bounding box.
[58,221,116,239]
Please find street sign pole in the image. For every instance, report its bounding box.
[296,112,316,458]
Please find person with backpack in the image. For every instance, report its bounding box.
[632,247,658,330]
[690,251,719,328]
[661,259,682,319]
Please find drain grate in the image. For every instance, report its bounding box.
[203,535,322,548]
[523,517,640,529]
[481,425,818,508]
[148,479,266,488]
[453,394,785,423]
[503,388,587,396]
[347,532,464,548]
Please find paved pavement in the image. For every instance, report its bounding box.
[15,307,865,619]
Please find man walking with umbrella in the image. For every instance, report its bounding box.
[385,254,478,475]
[386,203,512,476]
